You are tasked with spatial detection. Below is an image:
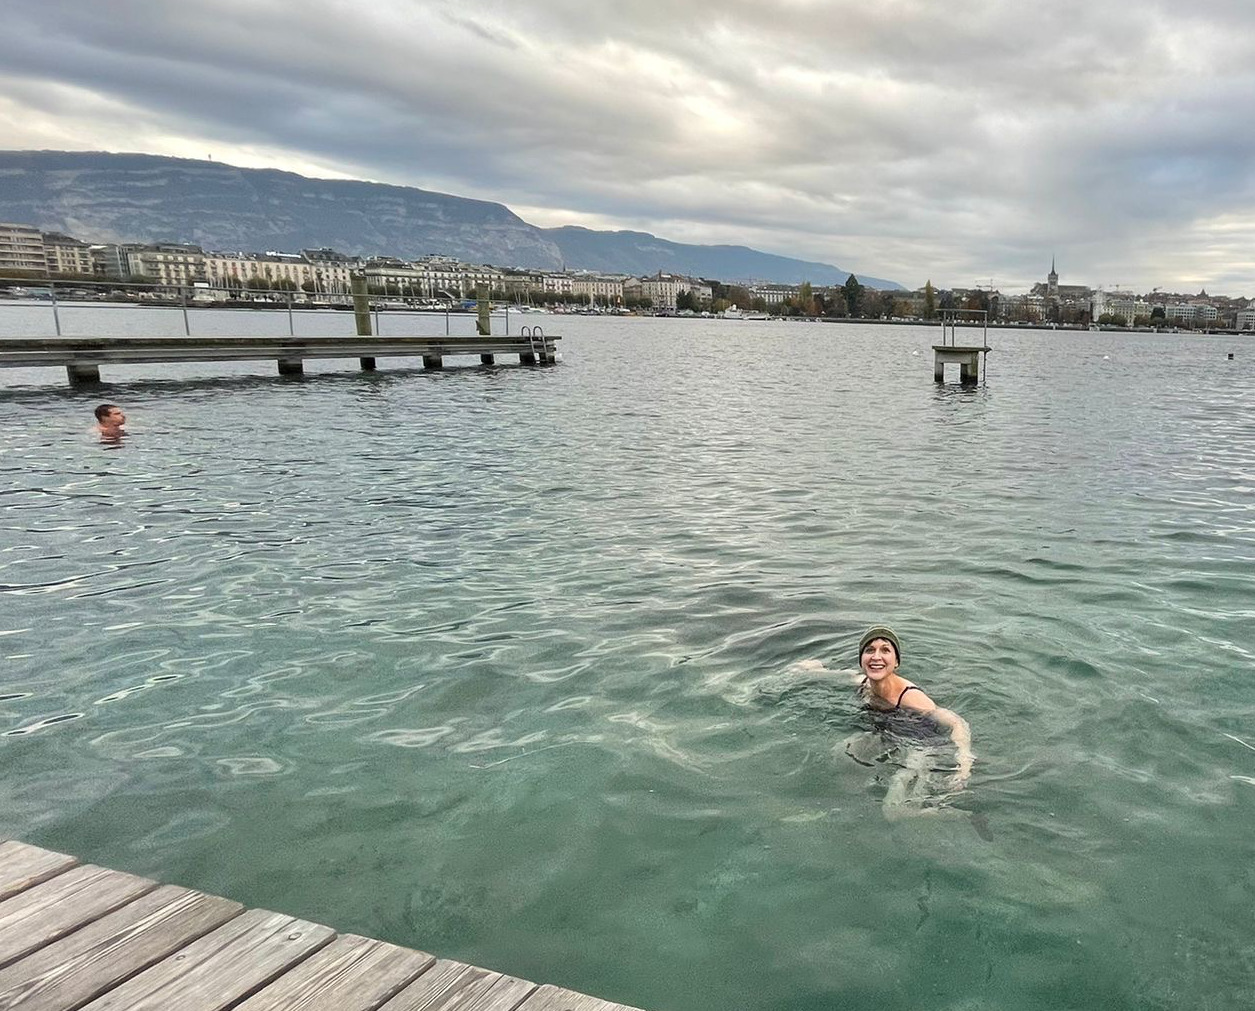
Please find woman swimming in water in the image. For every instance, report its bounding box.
[800,625,973,813]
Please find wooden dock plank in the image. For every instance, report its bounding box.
[0,867,157,970]
[76,908,334,1011]
[0,843,642,1011]
[0,883,242,1011]
[515,985,646,1011]
[378,959,536,1011]
[233,933,435,1011]
[0,845,77,903]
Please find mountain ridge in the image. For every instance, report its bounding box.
[0,150,901,289]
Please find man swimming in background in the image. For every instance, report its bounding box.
[800,625,974,817]
[93,403,127,441]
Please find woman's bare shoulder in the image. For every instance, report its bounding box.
[898,685,938,713]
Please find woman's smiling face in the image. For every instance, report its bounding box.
[860,638,899,680]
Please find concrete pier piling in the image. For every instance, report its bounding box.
[351,275,376,371]
[66,362,100,386]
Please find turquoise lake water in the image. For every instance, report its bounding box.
[1,306,1253,1009]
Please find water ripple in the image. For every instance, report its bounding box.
[2,317,1254,1010]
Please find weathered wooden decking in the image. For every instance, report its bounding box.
[0,839,642,1011]
[0,334,561,386]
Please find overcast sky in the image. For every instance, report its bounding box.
[3,0,1255,293]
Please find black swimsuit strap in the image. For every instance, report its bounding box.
[861,678,922,710]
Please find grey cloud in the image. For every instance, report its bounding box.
[4,0,1255,291]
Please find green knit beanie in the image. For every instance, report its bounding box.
[858,625,901,662]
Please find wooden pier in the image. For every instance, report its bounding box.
[0,839,642,1011]
[0,334,561,387]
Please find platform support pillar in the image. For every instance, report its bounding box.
[67,362,100,386]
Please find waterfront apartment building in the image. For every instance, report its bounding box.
[410,256,468,299]
[1237,308,1255,330]
[569,275,625,304]
[497,269,545,299]
[361,258,425,293]
[459,263,505,296]
[298,253,353,294]
[87,242,205,285]
[634,272,711,309]
[379,256,508,299]
[639,274,684,309]
[299,249,356,294]
[42,233,93,275]
[1165,302,1219,324]
[203,251,355,293]
[750,285,795,306]
[91,243,131,278]
[1091,290,1153,325]
[1000,293,1045,321]
[689,281,713,305]
[0,223,45,273]
[126,244,207,286]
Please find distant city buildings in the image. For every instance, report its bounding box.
[0,221,1249,325]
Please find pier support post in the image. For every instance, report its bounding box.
[359,357,377,371]
[520,352,537,366]
[278,358,304,376]
[476,287,491,336]
[480,353,495,366]
[933,345,989,385]
[422,354,443,370]
[351,275,373,337]
[66,362,100,386]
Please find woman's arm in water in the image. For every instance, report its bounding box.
[794,659,862,684]
[930,706,974,787]
[899,692,974,788]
